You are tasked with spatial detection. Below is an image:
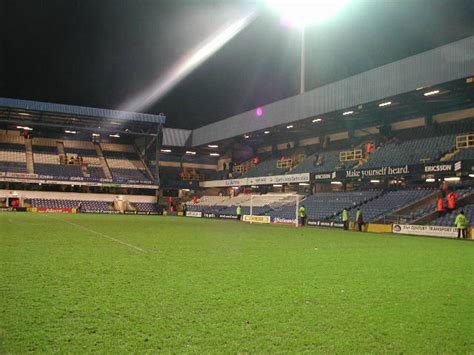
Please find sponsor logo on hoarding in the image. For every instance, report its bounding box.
[203,213,217,218]
[35,208,76,214]
[218,214,238,219]
[315,173,333,180]
[392,224,458,238]
[186,211,202,218]
[272,217,297,224]
[307,220,344,228]
[242,215,271,224]
[424,162,459,173]
[454,161,462,171]
[346,165,409,178]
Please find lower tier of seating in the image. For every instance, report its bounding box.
[28,198,159,213]
[429,204,474,227]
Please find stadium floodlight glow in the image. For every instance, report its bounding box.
[299,182,310,186]
[469,174,474,178]
[210,153,220,156]
[286,125,294,129]
[312,118,322,123]
[264,130,270,134]
[416,86,425,91]
[425,178,436,182]
[18,112,30,116]
[160,149,172,153]
[378,101,392,107]
[92,133,100,137]
[109,134,120,138]
[444,177,460,181]
[244,134,250,139]
[342,110,354,116]
[186,151,197,155]
[273,184,283,187]
[208,144,219,148]
[424,90,440,96]
[250,185,259,188]
[65,130,77,134]
[182,189,190,192]
[266,0,351,28]
[370,179,381,183]
[330,181,343,185]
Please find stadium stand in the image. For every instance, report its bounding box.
[300,191,380,220]
[405,187,473,222]
[0,142,28,173]
[291,150,357,174]
[101,143,152,181]
[360,135,457,169]
[28,198,160,213]
[429,204,474,227]
[348,189,435,222]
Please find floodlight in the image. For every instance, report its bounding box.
[424,90,440,97]
[266,0,351,27]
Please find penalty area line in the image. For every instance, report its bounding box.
[48,216,147,253]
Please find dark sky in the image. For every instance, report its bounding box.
[1,0,473,129]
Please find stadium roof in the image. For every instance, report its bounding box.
[0,97,165,138]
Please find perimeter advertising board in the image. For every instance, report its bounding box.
[392,224,458,238]
[242,215,271,224]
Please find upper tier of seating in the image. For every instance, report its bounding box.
[455,148,474,160]
[34,163,84,177]
[0,139,27,173]
[291,150,357,174]
[361,135,456,169]
[242,155,288,177]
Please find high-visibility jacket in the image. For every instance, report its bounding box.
[299,207,307,218]
[437,198,445,212]
[236,206,242,215]
[447,193,459,209]
[342,209,349,222]
[356,210,363,222]
[455,214,469,229]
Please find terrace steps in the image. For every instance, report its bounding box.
[94,143,113,179]
[24,139,35,174]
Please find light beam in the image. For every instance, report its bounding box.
[120,11,256,113]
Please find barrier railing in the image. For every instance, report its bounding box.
[456,134,474,149]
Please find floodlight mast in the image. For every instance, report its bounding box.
[300,27,305,94]
[265,0,351,94]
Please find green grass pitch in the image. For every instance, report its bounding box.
[1,213,473,353]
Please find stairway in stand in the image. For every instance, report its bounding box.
[24,138,35,173]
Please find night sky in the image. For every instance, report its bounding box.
[2,0,473,129]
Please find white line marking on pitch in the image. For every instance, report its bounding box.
[50,216,147,253]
